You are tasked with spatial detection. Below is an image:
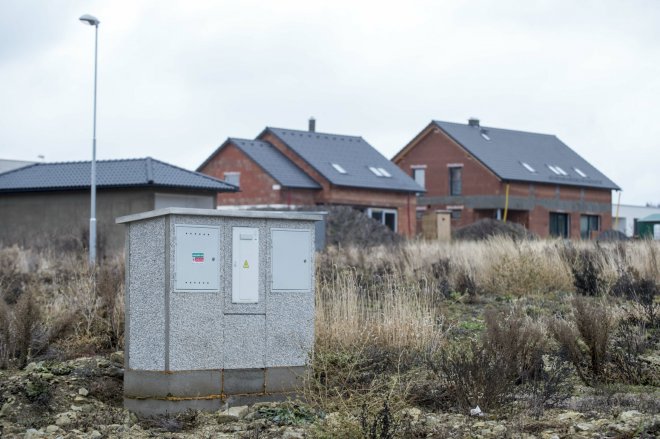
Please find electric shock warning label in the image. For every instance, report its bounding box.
[192,252,205,263]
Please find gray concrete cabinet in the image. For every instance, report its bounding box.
[116,208,321,415]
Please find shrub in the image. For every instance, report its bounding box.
[482,307,547,381]
[523,355,574,419]
[0,290,46,369]
[22,375,53,407]
[359,399,403,439]
[428,339,517,412]
[551,296,615,385]
[428,307,576,415]
[610,319,658,386]
[569,248,607,296]
[256,403,317,426]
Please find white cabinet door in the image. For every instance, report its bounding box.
[271,229,311,292]
[232,227,259,303]
[174,225,220,291]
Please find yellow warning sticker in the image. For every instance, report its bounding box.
[243,260,249,269]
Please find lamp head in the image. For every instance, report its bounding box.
[79,14,100,26]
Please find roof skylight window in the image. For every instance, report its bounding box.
[377,167,392,177]
[480,131,491,141]
[574,167,587,178]
[521,162,536,173]
[369,166,384,176]
[547,165,561,175]
[331,163,347,174]
[555,166,568,176]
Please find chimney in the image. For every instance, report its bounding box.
[468,117,480,127]
[308,117,316,132]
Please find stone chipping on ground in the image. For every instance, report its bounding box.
[0,353,659,438]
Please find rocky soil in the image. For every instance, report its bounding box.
[0,353,658,438]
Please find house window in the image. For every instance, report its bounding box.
[447,205,463,220]
[413,168,425,189]
[580,215,600,239]
[224,172,240,187]
[449,166,462,196]
[367,208,397,232]
[549,212,570,238]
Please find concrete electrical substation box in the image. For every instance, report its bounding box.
[116,208,322,415]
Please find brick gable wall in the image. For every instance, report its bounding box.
[198,142,316,206]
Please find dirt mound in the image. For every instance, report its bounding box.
[325,205,402,247]
[453,219,536,241]
[597,229,629,241]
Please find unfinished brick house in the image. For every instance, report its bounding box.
[392,119,620,239]
[198,121,423,236]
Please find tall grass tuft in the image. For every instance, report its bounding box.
[315,267,442,354]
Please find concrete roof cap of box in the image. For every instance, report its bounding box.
[430,120,620,190]
[262,127,424,193]
[0,157,238,193]
[200,138,321,190]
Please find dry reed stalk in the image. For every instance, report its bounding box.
[316,268,443,353]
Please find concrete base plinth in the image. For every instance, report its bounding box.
[124,366,306,416]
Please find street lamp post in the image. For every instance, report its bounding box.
[79,14,100,266]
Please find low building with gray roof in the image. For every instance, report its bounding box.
[0,157,237,256]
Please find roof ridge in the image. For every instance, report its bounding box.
[266,126,363,139]
[29,157,150,166]
[434,120,557,137]
[228,137,270,144]
[148,157,238,189]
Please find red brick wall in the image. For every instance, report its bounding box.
[394,126,612,238]
[395,126,502,198]
[198,143,316,206]
[520,183,612,238]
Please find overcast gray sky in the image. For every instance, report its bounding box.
[0,0,658,205]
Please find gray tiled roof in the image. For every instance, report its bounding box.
[0,157,237,193]
[265,127,423,193]
[434,121,620,190]
[229,138,321,189]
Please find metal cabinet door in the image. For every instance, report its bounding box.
[232,227,259,303]
[174,225,220,291]
[271,228,311,292]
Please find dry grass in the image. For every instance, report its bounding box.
[0,245,124,365]
[1,238,658,433]
[315,268,443,352]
